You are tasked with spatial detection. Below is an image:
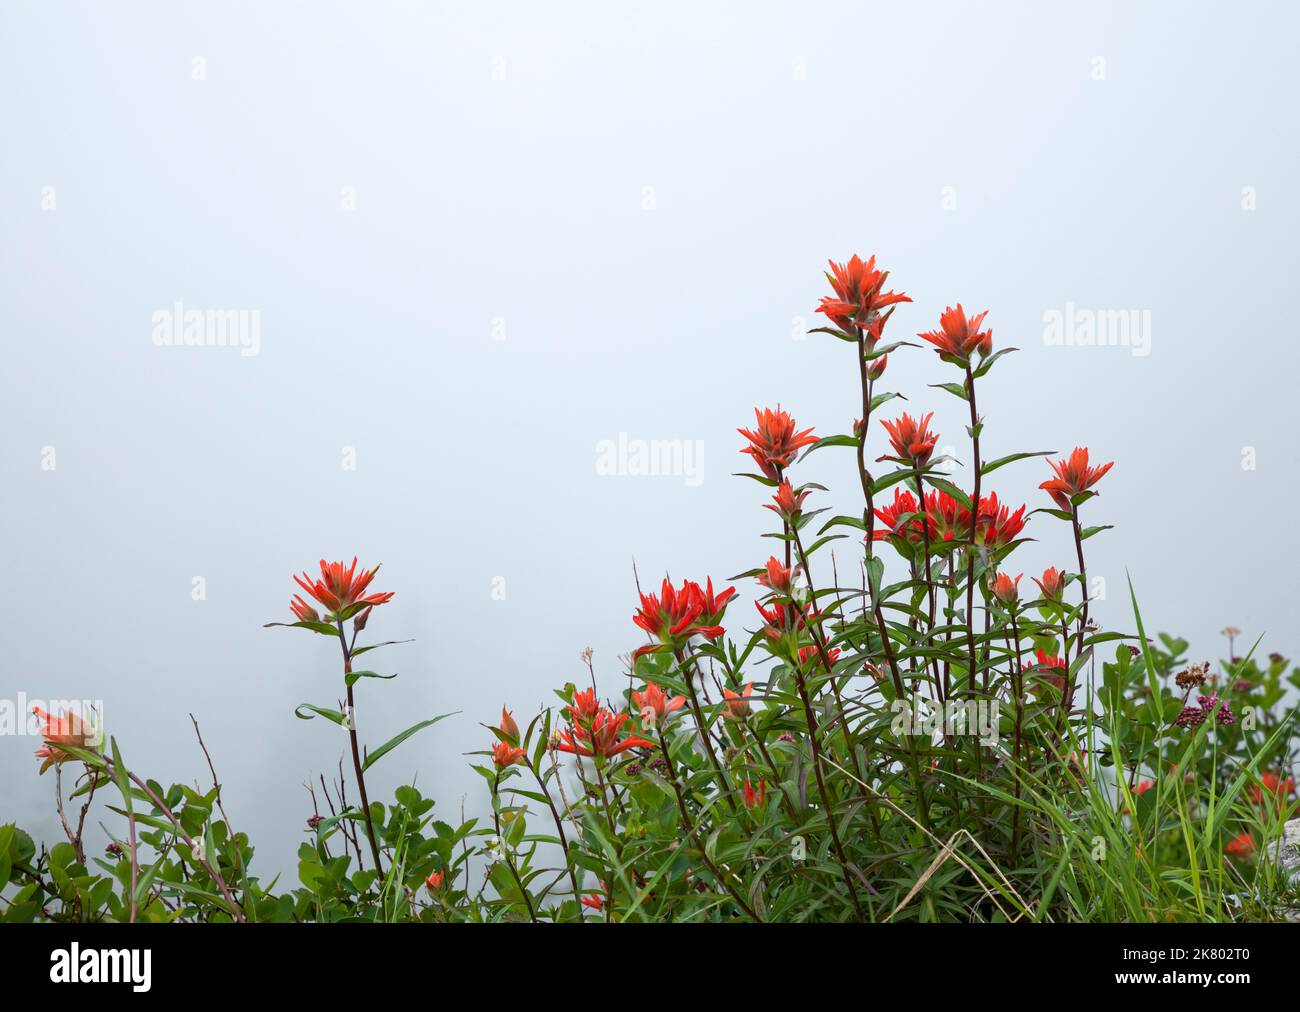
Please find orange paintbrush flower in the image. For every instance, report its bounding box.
[565,687,602,724]
[1249,771,1296,805]
[289,595,320,623]
[919,304,992,363]
[1040,447,1114,511]
[425,870,444,893]
[1032,566,1066,602]
[880,412,939,468]
[632,578,735,658]
[764,479,811,521]
[631,681,685,724]
[991,572,1021,606]
[491,740,527,768]
[814,254,912,336]
[292,557,394,622]
[32,706,99,775]
[738,406,819,481]
[756,556,799,595]
[743,776,767,810]
[498,706,520,743]
[555,708,655,759]
[722,682,754,719]
[1224,832,1256,860]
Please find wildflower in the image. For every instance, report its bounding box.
[1031,649,1068,696]
[1174,706,1207,730]
[1031,567,1066,602]
[764,479,811,521]
[625,762,643,776]
[1224,832,1255,860]
[492,741,527,768]
[918,304,992,362]
[880,412,939,468]
[871,487,921,545]
[738,406,819,480]
[722,683,754,719]
[105,841,123,857]
[990,572,1021,606]
[581,894,605,911]
[498,706,520,743]
[1040,448,1114,511]
[290,596,320,623]
[814,254,911,336]
[743,776,767,810]
[798,644,840,668]
[425,870,444,893]
[1196,693,1235,725]
[1249,772,1296,805]
[630,681,685,724]
[632,578,736,658]
[755,599,813,640]
[777,732,797,744]
[756,556,799,595]
[1135,779,1154,797]
[293,557,394,622]
[307,815,323,830]
[972,492,1028,548]
[565,688,602,724]
[1174,663,1209,690]
[32,707,98,775]
[555,708,655,759]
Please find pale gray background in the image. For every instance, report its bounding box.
[3,1,1296,877]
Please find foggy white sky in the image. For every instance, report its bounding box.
[3,0,1297,876]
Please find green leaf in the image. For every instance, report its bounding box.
[295,704,348,725]
[345,669,398,686]
[980,450,1055,477]
[362,714,456,773]
[263,620,341,637]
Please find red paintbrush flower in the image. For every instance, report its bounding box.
[798,644,840,668]
[743,776,767,810]
[918,304,992,363]
[32,706,99,775]
[290,595,320,623]
[756,556,799,595]
[738,406,819,481]
[1249,771,1296,805]
[872,488,920,544]
[555,708,655,759]
[581,893,605,911]
[990,572,1021,606]
[755,599,813,641]
[1032,566,1066,602]
[498,706,519,743]
[764,479,811,522]
[631,682,685,724]
[972,492,1028,548]
[1225,832,1255,859]
[565,687,602,725]
[492,740,527,768]
[1031,648,1068,696]
[293,557,394,622]
[1040,448,1114,511]
[425,870,444,892]
[814,255,912,336]
[880,412,939,468]
[632,578,735,658]
[722,683,754,719]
